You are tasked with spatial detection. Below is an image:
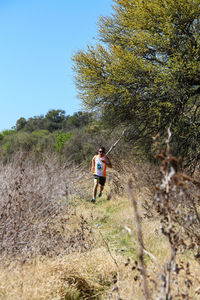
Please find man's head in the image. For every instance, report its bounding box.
[98,147,105,157]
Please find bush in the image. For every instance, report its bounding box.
[55,132,73,153]
[0,154,94,259]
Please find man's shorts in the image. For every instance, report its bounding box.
[94,175,106,186]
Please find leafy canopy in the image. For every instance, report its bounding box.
[73,0,200,167]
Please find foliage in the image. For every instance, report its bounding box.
[0,132,35,160]
[2,141,11,156]
[64,111,93,129]
[63,129,95,164]
[55,132,73,153]
[21,115,46,132]
[45,109,66,131]
[15,117,27,131]
[31,129,49,138]
[73,0,200,168]
[0,110,96,163]
[1,129,16,137]
[14,110,94,133]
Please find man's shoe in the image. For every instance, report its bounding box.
[98,192,102,198]
[91,198,96,203]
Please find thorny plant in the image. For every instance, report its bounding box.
[154,128,200,251]
[124,128,200,300]
[0,152,95,263]
[152,128,200,299]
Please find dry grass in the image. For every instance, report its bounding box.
[0,152,199,299]
[0,248,117,300]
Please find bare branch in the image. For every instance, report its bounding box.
[127,178,150,300]
[106,129,125,156]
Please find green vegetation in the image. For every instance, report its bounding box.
[55,132,73,153]
[73,0,200,170]
[0,1,199,171]
[0,110,97,163]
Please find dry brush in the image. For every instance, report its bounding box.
[0,153,94,262]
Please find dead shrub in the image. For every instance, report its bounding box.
[0,152,94,261]
[125,129,200,300]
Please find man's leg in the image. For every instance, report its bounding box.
[98,177,106,197]
[98,185,104,197]
[92,179,99,202]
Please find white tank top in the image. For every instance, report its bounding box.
[94,155,107,177]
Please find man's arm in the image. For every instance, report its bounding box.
[105,156,112,168]
[91,156,96,172]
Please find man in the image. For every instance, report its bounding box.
[91,146,112,203]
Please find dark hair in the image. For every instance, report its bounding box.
[98,146,105,153]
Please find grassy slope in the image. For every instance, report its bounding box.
[0,168,199,300]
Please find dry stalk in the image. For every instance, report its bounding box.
[99,231,122,300]
[162,127,176,299]
[152,126,200,299]
[127,177,150,300]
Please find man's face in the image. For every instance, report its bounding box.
[98,149,104,157]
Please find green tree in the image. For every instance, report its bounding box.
[45,109,66,131]
[73,0,200,169]
[65,111,93,129]
[15,117,27,131]
[21,115,46,132]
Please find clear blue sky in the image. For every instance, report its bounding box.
[0,0,113,131]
